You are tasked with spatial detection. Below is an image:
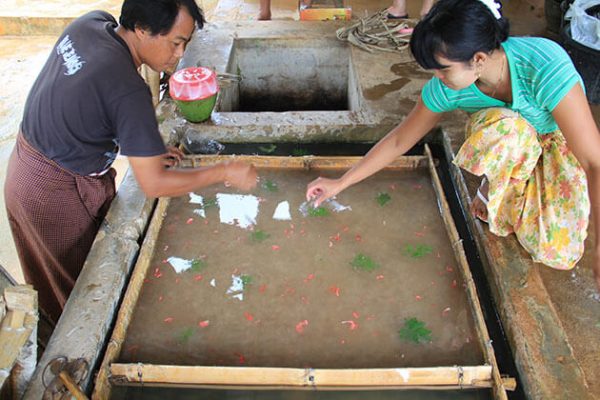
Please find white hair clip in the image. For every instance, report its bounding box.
[479,0,502,19]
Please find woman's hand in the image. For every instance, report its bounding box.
[223,161,258,191]
[306,177,344,207]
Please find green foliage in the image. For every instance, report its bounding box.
[203,198,218,209]
[308,206,330,217]
[191,259,207,272]
[403,244,433,258]
[250,229,271,242]
[399,317,432,343]
[261,179,278,192]
[351,253,380,271]
[176,327,195,343]
[241,274,253,288]
[258,144,277,154]
[376,192,391,206]
[292,148,309,156]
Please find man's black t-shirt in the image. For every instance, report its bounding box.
[21,11,166,175]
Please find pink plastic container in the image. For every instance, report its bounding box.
[169,67,219,122]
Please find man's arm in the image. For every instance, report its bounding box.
[127,154,257,198]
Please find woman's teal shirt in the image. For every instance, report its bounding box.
[421,37,584,134]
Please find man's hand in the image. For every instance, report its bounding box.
[223,161,258,191]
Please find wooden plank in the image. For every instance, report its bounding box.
[4,286,37,329]
[109,364,493,388]
[424,144,510,400]
[92,198,171,400]
[4,285,37,312]
[181,154,429,171]
[0,312,36,388]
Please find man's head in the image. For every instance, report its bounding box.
[119,0,205,72]
[120,0,205,35]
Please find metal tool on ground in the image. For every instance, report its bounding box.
[42,357,89,400]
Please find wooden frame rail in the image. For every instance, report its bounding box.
[109,364,495,389]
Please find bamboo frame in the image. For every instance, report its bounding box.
[109,364,492,389]
[180,154,429,171]
[93,153,509,399]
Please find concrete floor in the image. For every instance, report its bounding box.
[1,1,600,399]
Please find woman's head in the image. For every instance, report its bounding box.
[410,0,509,70]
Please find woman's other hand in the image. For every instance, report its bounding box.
[306,177,344,207]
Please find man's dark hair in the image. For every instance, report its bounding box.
[410,0,510,70]
[120,0,205,35]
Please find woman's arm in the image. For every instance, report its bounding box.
[552,83,600,290]
[306,98,443,206]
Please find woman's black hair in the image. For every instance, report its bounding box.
[410,0,510,69]
[120,0,205,35]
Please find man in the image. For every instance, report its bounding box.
[4,0,257,324]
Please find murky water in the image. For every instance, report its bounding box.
[121,168,483,368]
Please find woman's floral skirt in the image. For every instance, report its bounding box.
[454,107,589,270]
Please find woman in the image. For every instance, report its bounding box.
[306,0,600,290]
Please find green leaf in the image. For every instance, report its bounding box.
[403,244,433,259]
[351,253,380,271]
[241,274,253,288]
[292,148,309,156]
[258,144,277,154]
[203,198,218,209]
[308,206,330,217]
[261,179,278,192]
[176,327,195,343]
[191,259,207,272]
[376,192,391,206]
[250,229,270,242]
[399,317,432,343]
